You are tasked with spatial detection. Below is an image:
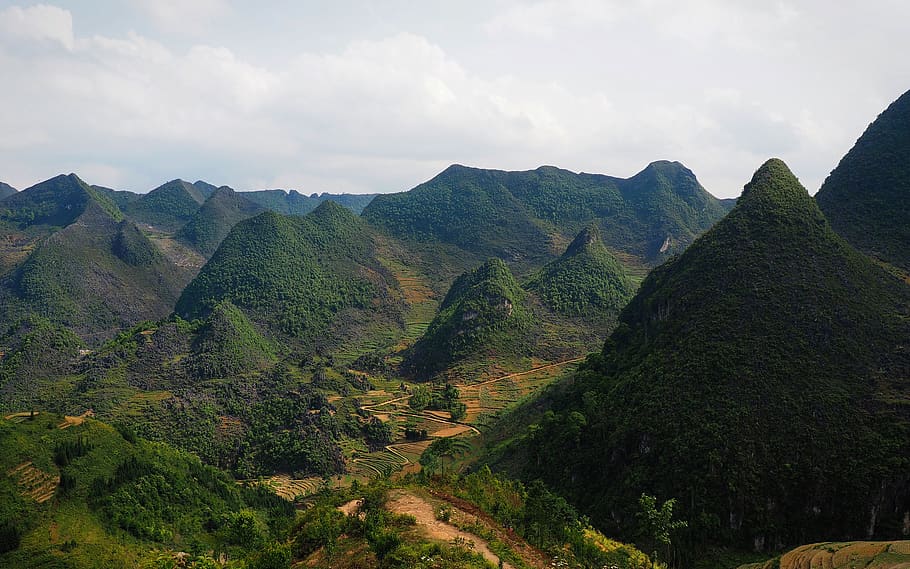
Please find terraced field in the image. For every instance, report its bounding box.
[8,461,58,503]
[740,541,910,569]
[244,474,324,501]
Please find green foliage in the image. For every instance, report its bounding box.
[504,159,910,554]
[406,258,532,378]
[817,88,910,271]
[452,467,654,568]
[176,203,394,346]
[112,221,162,266]
[0,175,182,344]
[123,179,206,230]
[0,413,294,568]
[241,188,377,216]
[408,383,465,420]
[177,187,264,256]
[188,300,276,379]
[636,494,687,565]
[363,162,728,266]
[526,225,635,321]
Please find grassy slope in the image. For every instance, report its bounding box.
[816,88,910,272]
[489,159,910,553]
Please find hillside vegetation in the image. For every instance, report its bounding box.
[487,159,910,557]
[0,412,294,569]
[525,225,635,325]
[405,258,532,379]
[817,88,910,272]
[0,175,185,344]
[363,161,730,269]
[177,202,400,347]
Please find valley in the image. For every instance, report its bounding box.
[0,88,909,569]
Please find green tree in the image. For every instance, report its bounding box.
[636,493,687,567]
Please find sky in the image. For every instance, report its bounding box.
[0,1,908,198]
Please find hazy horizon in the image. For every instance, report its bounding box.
[1,1,908,197]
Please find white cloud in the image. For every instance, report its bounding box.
[0,1,908,196]
[484,0,624,38]
[132,0,228,35]
[0,4,74,50]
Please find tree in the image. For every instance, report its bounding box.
[636,493,687,567]
[420,437,472,477]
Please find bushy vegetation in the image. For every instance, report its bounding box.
[525,225,635,321]
[817,88,910,271]
[492,159,910,557]
[0,413,294,568]
[176,203,397,346]
[123,179,207,230]
[363,162,729,266]
[405,258,532,379]
[177,187,264,256]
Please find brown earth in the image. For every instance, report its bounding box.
[386,489,514,569]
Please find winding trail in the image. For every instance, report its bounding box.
[354,357,584,471]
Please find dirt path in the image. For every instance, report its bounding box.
[354,358,583,476]
[387,489,513,569]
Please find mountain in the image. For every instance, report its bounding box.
[525,225,634,324]
[495,159,910,553]
[0,182,16,200]
[0,412,293,568]
[242,188,377,215]
[816,89,910,272]
[122,179,207,231]
[362,161,729,269]
[0,174,185,343]
[176,186,265,256]
[176,201,401,349]
[405,258,532,379]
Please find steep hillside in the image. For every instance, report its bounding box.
[525,225,634,324]
[0,182,16,200]
[122,179,207,231]
[177,186,264,256]
[494,159,910,554]
[405,258,532,379]
[0,175,184,344]
[817,89,910,272]
[177,201,401,349]
[0,412,293,569]
[363,162,728,269]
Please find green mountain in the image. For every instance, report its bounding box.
[495,159,910,553]
[0,412,293,569]
[92,184,141,210]
[122,179,207,231]
[176,201,400,348]
[362,161,729,269]
[405,258,532,379]
[0,174,184,343]
[816,89,910,272]
[177,186,265,256]
[0,182,16,200]
[525,225,635,324]
[242,188,377,215]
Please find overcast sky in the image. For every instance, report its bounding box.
[1,1,908,197]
